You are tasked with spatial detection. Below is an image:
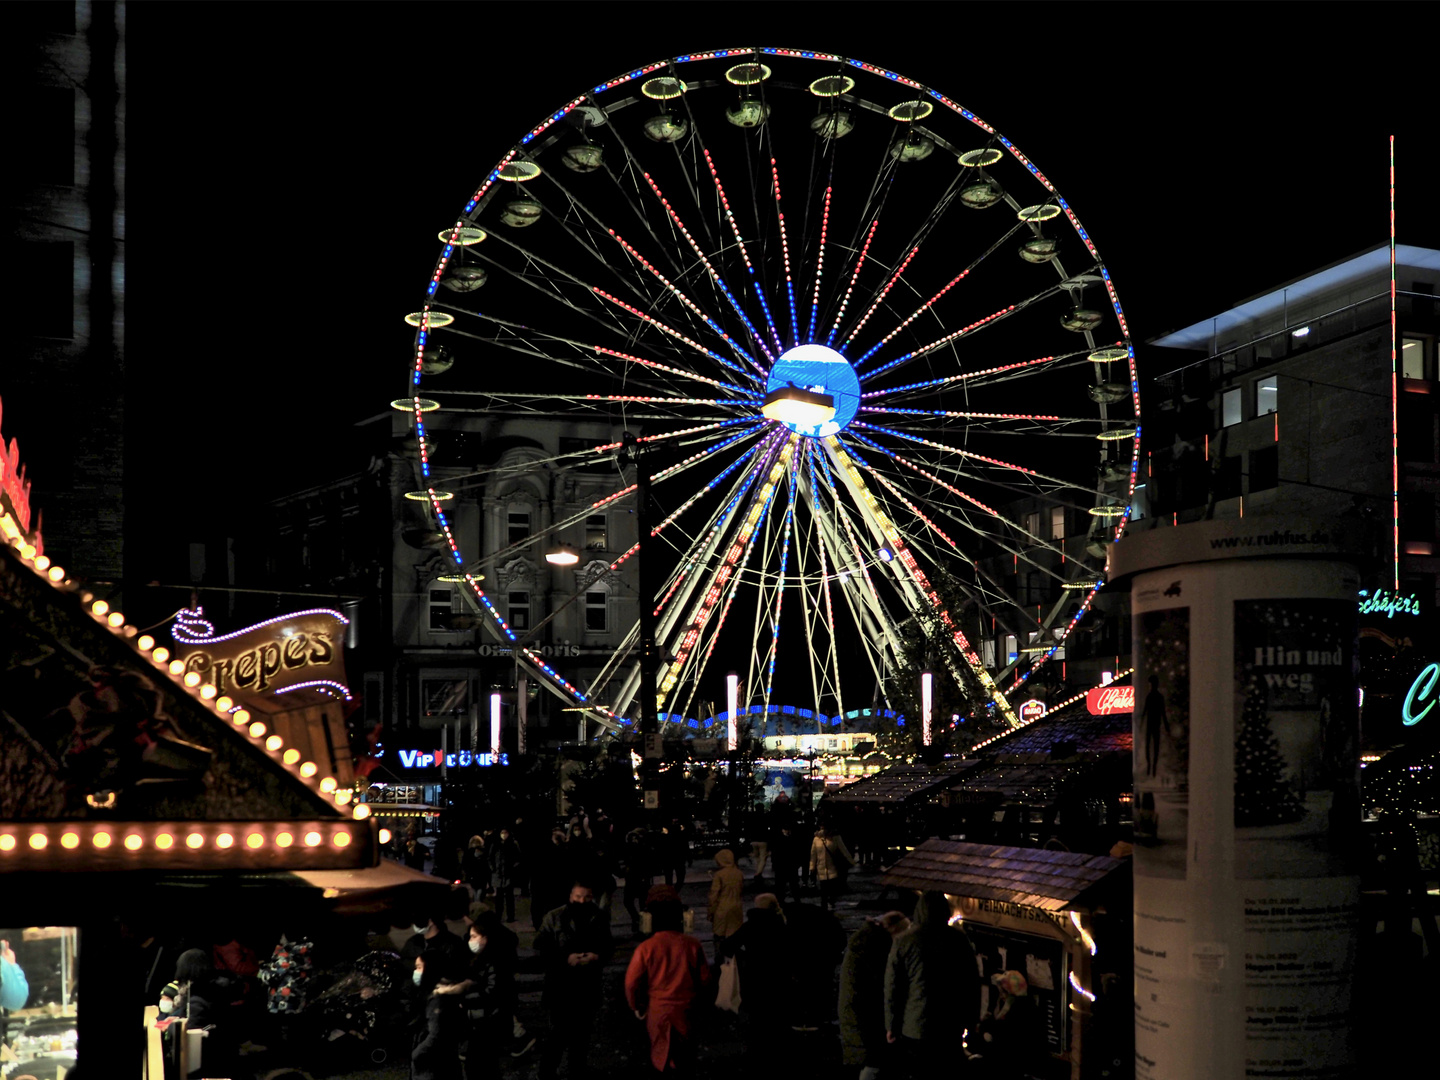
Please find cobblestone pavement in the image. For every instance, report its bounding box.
[284,855,899,1080]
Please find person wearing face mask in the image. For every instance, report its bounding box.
[458,913,515,1080]
[411,955,465,1080]
[533,882,614,1080]
[487,826,524,924]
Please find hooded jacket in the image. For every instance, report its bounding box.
[883,892,980,1040]
[707,848,746,938]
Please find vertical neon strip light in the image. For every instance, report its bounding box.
[490,691,502,753]
[1391,134,1400,591]
[921,671,933,746]
[726,672,739,751]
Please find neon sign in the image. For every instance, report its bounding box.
[1019,699,1047,722]
[1358,589,1420,618]
[396,749,508,768]
[1087,684,1134,716]
[1403,663,1438,726]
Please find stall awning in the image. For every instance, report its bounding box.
[825,756,980,803]
[291,857,455,916]
[881,838,1127,911]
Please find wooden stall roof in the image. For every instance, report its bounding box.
[946,758,1116,807]
[881,838,1127,911]
[983,706,1132,763]
[826,755,981,803]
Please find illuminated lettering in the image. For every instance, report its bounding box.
[1403,663,1439,726]
[1358,589,1421,618]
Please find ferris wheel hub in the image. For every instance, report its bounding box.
[764,344,861,437]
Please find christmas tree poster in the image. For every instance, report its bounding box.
[1233,599,1360,879]
[1134,606,1190,879]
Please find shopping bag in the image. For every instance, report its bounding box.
[716,957,741,1013]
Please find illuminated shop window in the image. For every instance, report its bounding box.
[1221,387,1242,427]
[1402,336,1429,381]
[585,514,607,550]
[1255,374,1278,416]
[1049,506,1065,540]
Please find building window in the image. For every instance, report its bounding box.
[1023,511,1041,538]
[508,590,530,631]
[507,510,530,546]
[1214,455,1242,501]
[559,436,613,473]
[585,590,608,632]
[1004,634,1018,663]
[422,678,469,719]
[1221,387,1242,427]
[1402,336,1430,381]
[585,514,607,550]
[1255,375,1278,416]
[1401,492,1436,542]
[429,588,454,631]
[1132,483,1147,520]
[1049,506,1065,540]
[1249,445,1278,492]
[1399,396,1437,463]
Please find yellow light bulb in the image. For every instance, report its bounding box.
[275,832,294,848]
[334,789,352,805]
[0,835,15,851]
[186,833,204,849]
[92,600,109,616]
[319,777,337,793]
[153,647,170,663]
[107,612,125,627]
[246,833,264,849]
[124,834,143,851]
[60,832,80,849]
[304,831,322,847]
[265,735,282,751]
[169,660,186,675]
[200,684,217,699]
[352,803,371,820]
[155,833,174,849]
[29,833,47,850]
[248,721,266,738]
[183,671,201,687]
[48,566,65,581]
[215,695,233,711]
[378,828,392,844]
[215,833,234,849]
[138,635,156,651]
[334,832,352,847]
[92,832,112,849]
[299,761,318,777]
[283,748,300,764]
[34,554,50,570]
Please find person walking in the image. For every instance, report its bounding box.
[770,824,801,902]
[839,911,910,1080]
[624,886,713,1077]
[488,826,524,924]
[461,834,490,899]
[717,893,790,1061]
[706,848,745,943]
[884,892,981,1077]
[533,882,614,1080]
[411,954,466,1080]
[619,827,653,937]
[809,824,856,912]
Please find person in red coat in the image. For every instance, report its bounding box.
[624,886,713,1077]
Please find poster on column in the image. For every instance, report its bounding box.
[1233,598,1360,1077]
[1134,606,1190,879]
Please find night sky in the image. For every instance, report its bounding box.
[47,6,1440,562]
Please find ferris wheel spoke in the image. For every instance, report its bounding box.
[605,228,766,375]
[825,218,879,348]
[851,221,1028,367]
[645,152,781,368]
[700,147,783,360]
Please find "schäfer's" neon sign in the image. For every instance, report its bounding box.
[1359,589,1421,618]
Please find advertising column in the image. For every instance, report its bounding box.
[1112,521,1361,1080]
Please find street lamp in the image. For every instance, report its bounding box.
[545,544,580,566]
[921,670,933,746]
[490,690,502,753]
[726,671,739,752]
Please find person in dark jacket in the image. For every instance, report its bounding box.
[784,900,848,1031]
[462,834,490,898]
[884,892,981,1076]
[717,893,791,1060]
[411,954,466,1080]
[487,827,524,923]
[619,827,653,936]
[975,969,1046,1077]
[838,911,910,1079]
[533,882,614,1080]
[460,913,516,1080]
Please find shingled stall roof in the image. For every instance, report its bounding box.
[985,707,1132,761]
[946,758,1116,807]
[826,755,981,803]
[881,838,1127,911]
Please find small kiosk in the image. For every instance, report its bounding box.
[882,838,1130,1080]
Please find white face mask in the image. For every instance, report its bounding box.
[412,970,424,986]
[158,999,175,1015]
[468,938,482,955]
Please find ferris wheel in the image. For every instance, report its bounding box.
[398,48,1140,733]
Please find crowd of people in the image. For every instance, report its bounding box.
[147,806,1052,1080]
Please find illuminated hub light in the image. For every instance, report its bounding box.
[391,396,441,412]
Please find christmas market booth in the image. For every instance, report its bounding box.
[0,395,451,1078]
[882,838,1131,1080]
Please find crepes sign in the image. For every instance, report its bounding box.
[174,606,350,703]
